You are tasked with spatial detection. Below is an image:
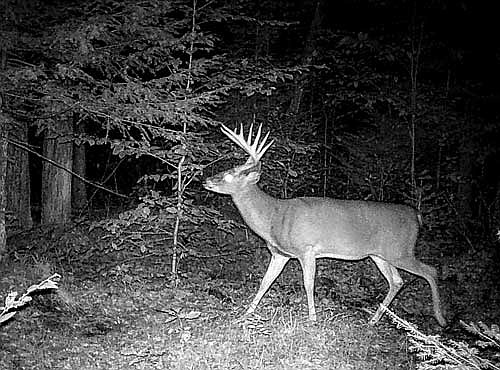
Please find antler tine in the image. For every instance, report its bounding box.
[220,123,274,162]
[255,131,274,162]
[221,123,258,161]
[249,124,261,153]
[247,123,254,150]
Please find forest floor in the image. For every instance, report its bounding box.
[0,224,498,370]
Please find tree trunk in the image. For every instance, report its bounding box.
[6,120,32,230]
[72,117,87,212]
[493,178,500,233]
[0,115,8,259]
[287,0,325,114]
[41,119,73,224]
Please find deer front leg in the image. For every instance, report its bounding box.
[299,246,317,321]
[245,253,289,316]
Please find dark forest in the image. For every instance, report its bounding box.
[1,0,499,368]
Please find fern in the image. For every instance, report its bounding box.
[381,305,500,370]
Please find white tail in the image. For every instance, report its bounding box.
[204,124,446,326]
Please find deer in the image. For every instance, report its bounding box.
[203,123,447,326]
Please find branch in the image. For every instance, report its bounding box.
[7,138,128,199]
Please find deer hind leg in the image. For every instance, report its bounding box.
[245,252,289,316]
[369,255,404,325]
[298,246,317,321]
[395,258,447,326]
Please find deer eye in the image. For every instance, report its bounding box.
[223,173,234,182]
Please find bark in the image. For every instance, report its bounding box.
[41,119,73,224]
[493,178,500,231]
[0,118,7,259]
[6,120,32,230]
[72,118,87,211]
[287,0,325,114]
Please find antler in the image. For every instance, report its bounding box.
[221,123,274,163]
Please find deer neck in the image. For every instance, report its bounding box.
[231,184,278,241]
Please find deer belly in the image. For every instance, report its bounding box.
[275,223,372,260]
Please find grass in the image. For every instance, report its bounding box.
[2,218,499,369]
[0,257,415,370]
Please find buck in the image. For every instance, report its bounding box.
[204,123,447,326]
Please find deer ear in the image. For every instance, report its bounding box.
[246,170,260,184]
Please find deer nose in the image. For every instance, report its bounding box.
[203,179,213,189]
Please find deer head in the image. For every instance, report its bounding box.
[203,123,274,195]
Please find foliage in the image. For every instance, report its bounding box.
[383,306,500,370]
[0,273,61,326]
[462,321,500,352]
[1,0,307,274]
[92,190,241,257]
[3,0,490,243]
[1,0,302,191]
